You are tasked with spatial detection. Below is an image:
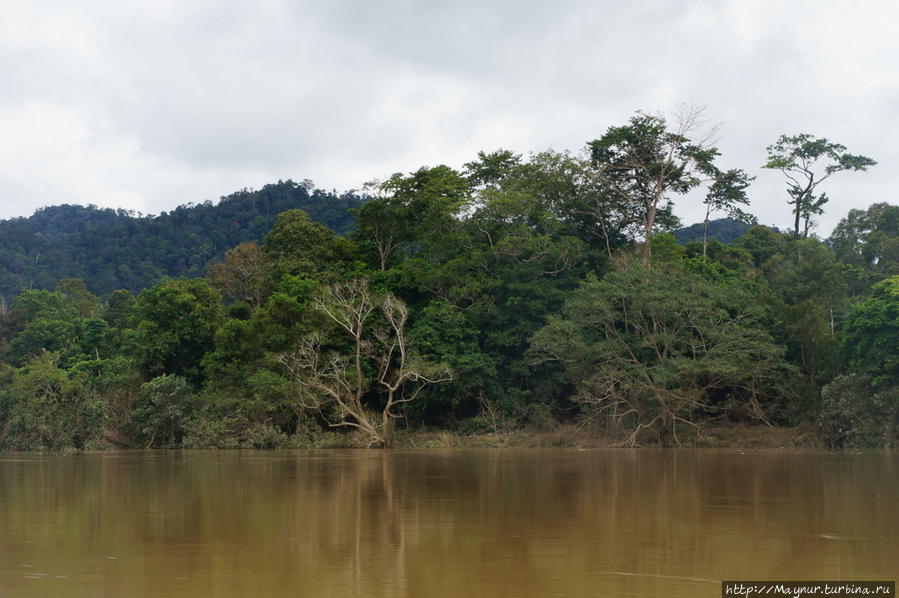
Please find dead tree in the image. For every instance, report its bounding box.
[278,280,450,447]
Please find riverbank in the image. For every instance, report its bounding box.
[386,423,823,450]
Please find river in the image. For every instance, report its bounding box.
[1,449,896,597]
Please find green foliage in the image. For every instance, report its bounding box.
[351,194,412,271]
[530,261,791,445]
[70,356,142,441]
[407,300,498,423]
[181,375,296,449]
[738,225,787,268]
[763,133,876,237]
[10,317,81,364]
[841,276,899,385]
[263,209,356,280]
[760,238,848,403]
[0,181,364,297]
[830,203,899,292]
[588,110,726,265]
[12,289,76,322]
[0,353,107,450]
[0,127,894,451]
[464,149,522,189]
[127,375,195,448]
[6,289,117,367]
[820,375,898,448]
[131,278,224,383]
[516,150,663,257]
[103,290,135,329]
[649,233,685,266]
[359,165,471,267]
[820,276,899,448]
[674,218,755,245]
[56,279,101,318]
[683,241,755,275]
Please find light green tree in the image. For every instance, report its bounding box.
[763,134,876,237]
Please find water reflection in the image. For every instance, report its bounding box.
[1,450,896,597]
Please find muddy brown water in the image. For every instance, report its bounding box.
[1,449,896,597]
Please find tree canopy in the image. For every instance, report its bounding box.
[0,114,896,449]
[763,134,876,238]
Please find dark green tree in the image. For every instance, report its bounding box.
[463,149,522,190]
[263,209,356,281]
[841,275,899,385]
[738,225,786,268]
[55,279,101,318]
[103,290,136,329]
[830,202,899,269]
[131,278,224,383]
[351,193,411,271]
[363,165,471,266]
[820,276,899,447]
[761,238,848,399]
[700,169,754,256]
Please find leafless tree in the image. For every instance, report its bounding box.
[278,280,451,447]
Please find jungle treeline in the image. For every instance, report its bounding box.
[1,113,897,449]
[0,180,362,299]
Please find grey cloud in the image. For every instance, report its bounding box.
[0,0,897,235]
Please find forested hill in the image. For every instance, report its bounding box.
[0,180,364,298]
[673,218,761,245]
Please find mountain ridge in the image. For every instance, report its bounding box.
[0,180,364,298]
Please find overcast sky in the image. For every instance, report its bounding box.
[1,0,896,235]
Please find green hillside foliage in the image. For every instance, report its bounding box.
[0,180,364,299]
[1,118,897,449]
[674,218,756,245]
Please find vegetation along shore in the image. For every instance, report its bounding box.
[1,113,897,450]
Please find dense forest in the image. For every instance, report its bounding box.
[673,218,757,245]
[1,114,897,449]
[0,180,363,302]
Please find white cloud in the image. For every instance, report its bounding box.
[0,0,896,235]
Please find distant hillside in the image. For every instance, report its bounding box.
[0,180,364,299]
[673,218,755,245]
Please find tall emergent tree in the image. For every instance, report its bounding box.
[701,169,754,256]
[763,134,876,238]
[588,108,743,267]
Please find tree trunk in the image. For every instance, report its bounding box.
[642,200,657,268]
[658,411,673,448]
[381,416,394,449]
